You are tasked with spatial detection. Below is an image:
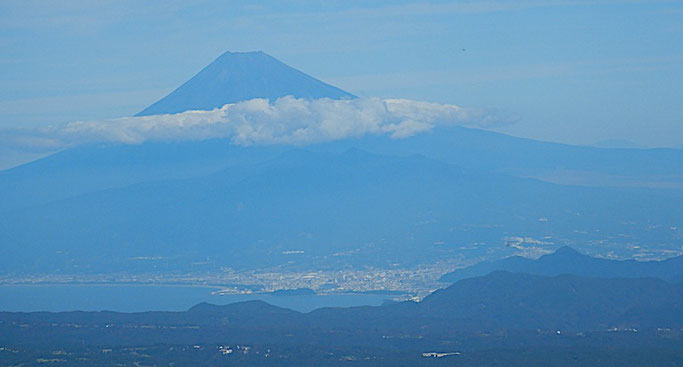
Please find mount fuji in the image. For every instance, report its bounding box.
[136,51,354,116]
[2,51,683,275]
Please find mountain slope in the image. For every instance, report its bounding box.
[0,141,287,212]
[3,125,683,213]
[136,51,354,116]
[2,149,682,273]
[313,126,683,190]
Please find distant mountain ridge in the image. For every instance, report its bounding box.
[136,51,354,116]
[440,246,683,283]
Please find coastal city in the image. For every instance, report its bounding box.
[2,237,681,303]
[0,260,465,301]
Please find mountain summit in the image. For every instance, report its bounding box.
[136,51,355,116]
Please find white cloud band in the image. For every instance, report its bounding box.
[1,97,517,150]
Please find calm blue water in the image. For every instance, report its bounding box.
[0,285,394,313]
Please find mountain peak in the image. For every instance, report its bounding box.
[214,50,270,61]
[136,50,355,116]
[553,246,582,256]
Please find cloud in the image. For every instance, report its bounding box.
[0,97,517,150]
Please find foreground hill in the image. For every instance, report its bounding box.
[1,273,681,365]
[417,272,683,331]
[440,246,683,283]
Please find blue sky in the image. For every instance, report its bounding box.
[1,0,682,147]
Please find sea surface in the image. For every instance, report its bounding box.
[0,285,394,313]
